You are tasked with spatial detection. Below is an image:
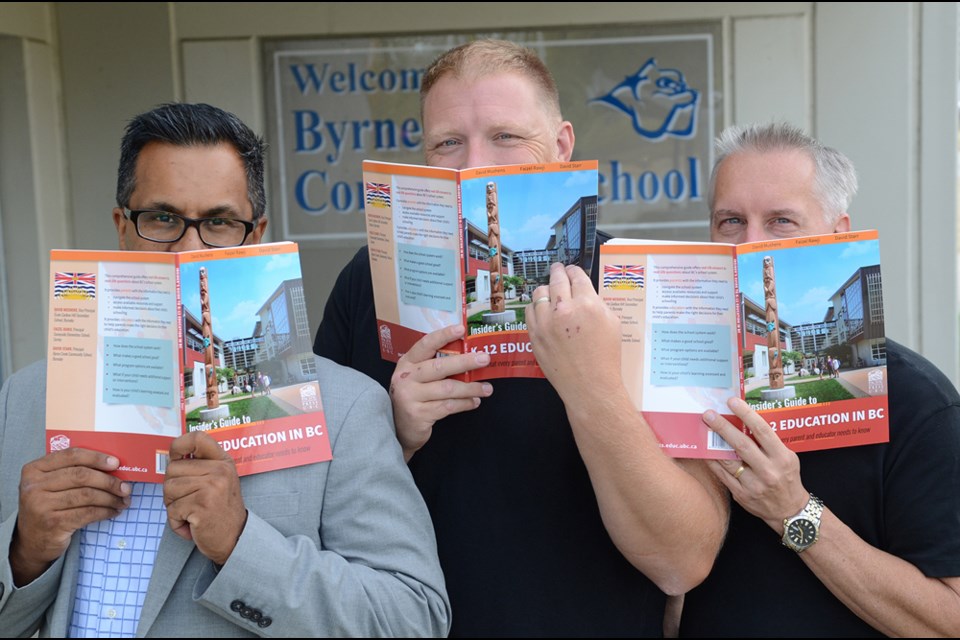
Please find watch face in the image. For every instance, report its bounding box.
[787,518,817,548]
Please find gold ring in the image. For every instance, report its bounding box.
[733,464,746,480]
[533,296,551,306]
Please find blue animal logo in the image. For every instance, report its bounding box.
[590,58,699,141]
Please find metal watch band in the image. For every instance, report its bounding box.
[802,493,824,521]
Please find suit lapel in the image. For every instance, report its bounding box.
[136,527,195,635]
[49,535,81,635]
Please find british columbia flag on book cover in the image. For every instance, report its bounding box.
[54,272,96,299]
[603,264,644,290]
[365,182,391,208]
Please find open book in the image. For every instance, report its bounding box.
[46,242,332,481]
[364,159,599,380]
[599,230,890,459]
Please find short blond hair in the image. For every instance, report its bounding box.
[420,39,562,122]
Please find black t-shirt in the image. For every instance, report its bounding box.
[314,239,667,637]
[679,339,960,637]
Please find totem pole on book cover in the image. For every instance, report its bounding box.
[763,256,784,389]
[487,182,504,313]
[200,267,220,409]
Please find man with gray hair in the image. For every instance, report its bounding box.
[678,122,960,636]
[707,121,855,243]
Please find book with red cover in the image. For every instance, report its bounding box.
[46,241,332,481]
[364,159,599,380]
[600,230,890,459]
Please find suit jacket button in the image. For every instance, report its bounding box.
[230,600,244,612]
[241,606,254,619]
[251,610,263,622]
[258,617,273,628]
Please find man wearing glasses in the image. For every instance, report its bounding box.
[0,103,450,637]
[113,105,268,252]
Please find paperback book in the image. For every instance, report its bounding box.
[364,159,599,380]
[46,242,332,481]
[599,230,890,459]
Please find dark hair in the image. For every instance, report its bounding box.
[116,102,266,218]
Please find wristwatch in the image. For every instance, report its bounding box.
[781,494,824,553]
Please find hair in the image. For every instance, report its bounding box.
[420,39,562,122]
[708,122,858,221]
[116,102,267,218]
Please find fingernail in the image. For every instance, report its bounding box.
[106,456,120,468]
[703,410,718,422]
[120,482,132,495]
[476,352,490,365]
[481,383,493,396]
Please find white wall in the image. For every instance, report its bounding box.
[0,4,70,379]
[817,3,958,378]
[1,2,957,387]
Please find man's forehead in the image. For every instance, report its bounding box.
[130,142,251,210]
[716,149,817,194]
[722,147,815,177]
[424,71,552,118]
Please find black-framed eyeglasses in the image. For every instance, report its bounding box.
[124,209,255,248]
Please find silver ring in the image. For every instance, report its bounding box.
[733,464,746,480]
[533,296,551,306]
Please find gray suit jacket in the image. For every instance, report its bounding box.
[0,359,450,637]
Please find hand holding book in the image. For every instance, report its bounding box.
[388,323,492,461]
[527,263,623,401]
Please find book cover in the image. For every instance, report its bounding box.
[46,242,333,481]
[599,230,890,459]
[363,159,599,380]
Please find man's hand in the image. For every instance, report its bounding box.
[13,449,131,585]
[164,431,247,566]
[389,324,493,461]
[703,397,809,530]
[525,263,622,400]
[527,263,729,593]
